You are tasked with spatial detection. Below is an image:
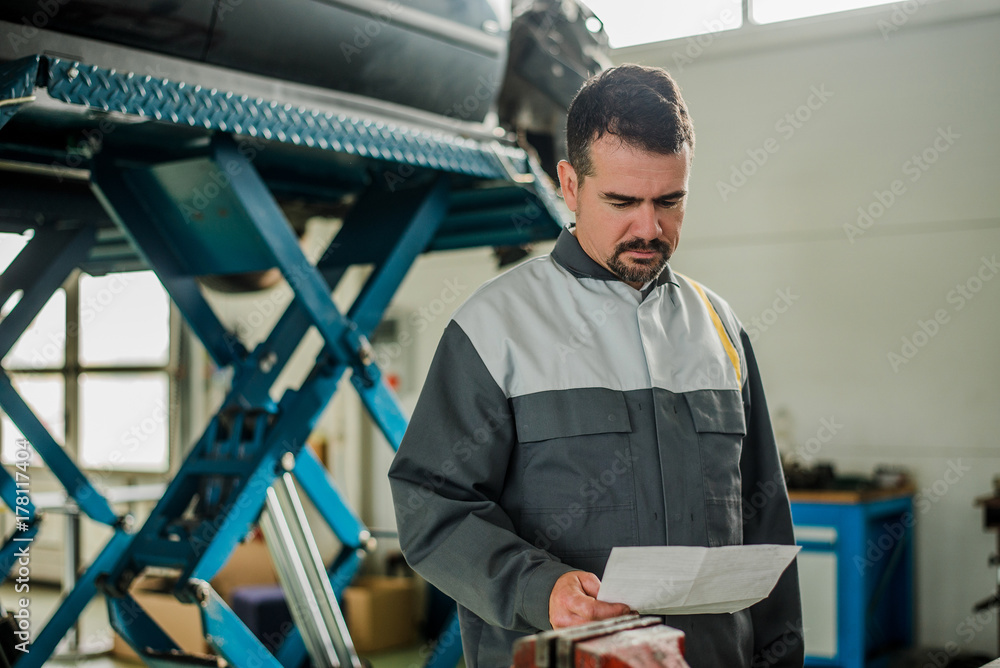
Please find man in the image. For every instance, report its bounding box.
[388,64,802,667]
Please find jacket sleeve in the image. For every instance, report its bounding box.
[739,329,805,667]
[387,320,575,633]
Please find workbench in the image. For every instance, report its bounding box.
[790,487,915,667]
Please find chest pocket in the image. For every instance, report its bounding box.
[507,388,638,567]
[685,389,746,547]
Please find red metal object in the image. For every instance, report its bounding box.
[512,616,689,668]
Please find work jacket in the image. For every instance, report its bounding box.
[388,228,803,667]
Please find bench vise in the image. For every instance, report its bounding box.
[512,616,689,668]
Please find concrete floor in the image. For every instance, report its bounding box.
[1,582,439,668]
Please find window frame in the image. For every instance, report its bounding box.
[596,0,957,49]
[1,268,179,475]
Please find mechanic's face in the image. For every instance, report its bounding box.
[558,135,691,289]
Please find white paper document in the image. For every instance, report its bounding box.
[596,544,801,615]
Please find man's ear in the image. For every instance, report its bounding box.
[557,160,580,212]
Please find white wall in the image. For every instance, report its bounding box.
[614,0,1000,652]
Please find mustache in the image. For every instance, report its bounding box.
[615,238,671,255]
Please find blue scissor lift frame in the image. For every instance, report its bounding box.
[0,54,566,668]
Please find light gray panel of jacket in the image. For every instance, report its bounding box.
[451,255,746,398]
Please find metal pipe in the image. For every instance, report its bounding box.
[260,472,362,668]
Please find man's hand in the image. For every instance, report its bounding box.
[549,570,633,629]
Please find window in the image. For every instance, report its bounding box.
[76,272,172,471]
[0,373,64,467]
[0,233,174,472]
[751,0,905,24]
[4,291,67,369]
[79,372,169,471]
[79,272,170,367]
[584,0,948,47]
[584,0,743,48]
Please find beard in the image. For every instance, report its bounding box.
[606,237,672,285]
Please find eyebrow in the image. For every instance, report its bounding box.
[600,190,688,202]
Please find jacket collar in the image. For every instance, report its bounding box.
[551,226,680,289]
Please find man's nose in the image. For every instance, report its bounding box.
[630,203,661,240]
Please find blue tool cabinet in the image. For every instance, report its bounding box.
[790,490,915,667]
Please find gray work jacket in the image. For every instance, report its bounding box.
[388,228,803,667]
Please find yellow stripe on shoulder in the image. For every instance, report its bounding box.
[675,273,742,387]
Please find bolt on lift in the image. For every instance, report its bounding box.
[0,50,567,668]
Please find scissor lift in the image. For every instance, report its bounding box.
[0,53,566,667]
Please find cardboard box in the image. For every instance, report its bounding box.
[343,576,419,653]
[111,578,212,662]
[111,539,280,661]
[306,434,327,467]
[211,537,280,604]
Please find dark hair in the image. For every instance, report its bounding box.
[566,64,695,179]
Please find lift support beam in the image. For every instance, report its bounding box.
[0,52,566,668]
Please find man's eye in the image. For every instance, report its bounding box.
[658,200,681,209]
[609,201,632,209]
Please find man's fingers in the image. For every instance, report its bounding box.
[571,572,630,618]
[607,601,635,617]
[577,571,603,598]
[549,571,634,628]
[554,599,631,628]
[564,590,599,620]
[578,597,632,620]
